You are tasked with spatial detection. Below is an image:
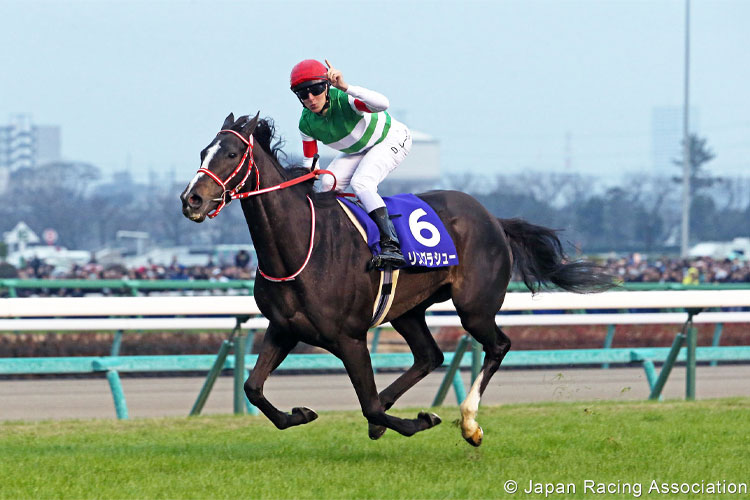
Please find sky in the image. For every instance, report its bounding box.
[1,0,749,185]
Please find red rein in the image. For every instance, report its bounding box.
[195,129,336,282]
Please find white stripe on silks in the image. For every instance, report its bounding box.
[326,114,370,150]
[362,112,387,150]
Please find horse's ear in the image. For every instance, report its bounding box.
[240,111,261,137]
[221,113,235,130]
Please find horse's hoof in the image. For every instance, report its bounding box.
[418,411,442,428]
[368,423,387,440]
[291,406,318,424]
[463,426,483,447]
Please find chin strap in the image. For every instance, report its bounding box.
[317,90,331,115]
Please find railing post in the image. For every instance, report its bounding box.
[641,359,660,401]
[451,369,467,404]
[234,334,246,414]
[602,324,616,369]
[190,339,232,416]
[111,330,124,357]
[106,370,129,420]
[683,308,703,401]
[471,338,482,383]
[432,335,470,407]
[686,323,697,400]
[710,323,723,367]
[125,282,139,297]
[370,327,382,374]
[648,333,686,400]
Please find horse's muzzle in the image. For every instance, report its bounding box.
[180,191,207,222]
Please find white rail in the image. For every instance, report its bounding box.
[2,290,750,318]
[0,290,748,332]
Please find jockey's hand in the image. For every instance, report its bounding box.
[325,59,348,91]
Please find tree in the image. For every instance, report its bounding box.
[690,194,719,241]
[6,161,102,248]
[672,134,719,195]
[86,191,134,248]
[629,175,672,252]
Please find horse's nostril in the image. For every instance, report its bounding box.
[188,194,203,209]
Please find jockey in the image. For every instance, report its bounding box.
[290,58,411,269]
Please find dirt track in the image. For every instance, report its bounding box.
[1,365,749,421]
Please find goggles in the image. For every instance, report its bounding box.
[294,82,328,100]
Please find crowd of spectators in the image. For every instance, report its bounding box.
[5,251,750,285]
[8,249,256,282]
[604,254,750,284]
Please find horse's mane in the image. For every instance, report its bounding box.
[253,118,288,167]
[250,116,338,206]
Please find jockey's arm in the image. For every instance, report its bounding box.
[300,130,317,170]
[346,85,389,113]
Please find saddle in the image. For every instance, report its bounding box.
[338,194,459,269]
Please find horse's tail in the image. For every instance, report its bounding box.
[500,218,616,293]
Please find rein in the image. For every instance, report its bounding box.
[196,128,336,282]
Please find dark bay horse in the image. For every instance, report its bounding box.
[180,113,613,446]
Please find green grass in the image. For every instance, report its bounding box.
[1,399,749,499]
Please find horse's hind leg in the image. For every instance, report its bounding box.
[244,323,318,430]
[368,309,444,439]
[338,336,442,438]
[456,315,512,447]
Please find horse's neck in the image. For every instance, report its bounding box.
[240,155,313,278]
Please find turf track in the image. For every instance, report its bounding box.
[1,399,748,499]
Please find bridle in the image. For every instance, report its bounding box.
[194,128,337,282]
[197,129,258,219]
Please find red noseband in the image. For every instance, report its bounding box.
[197,129,257,219]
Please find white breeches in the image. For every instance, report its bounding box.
[318,120,412,213]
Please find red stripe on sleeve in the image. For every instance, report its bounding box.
[353,99,372,113]
[302,140,318,157]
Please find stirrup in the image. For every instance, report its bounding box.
[368,252,406,271]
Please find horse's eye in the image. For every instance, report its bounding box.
[228,153,238,159]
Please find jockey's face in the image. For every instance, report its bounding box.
[296,82,328,114]
[303,91,326,114]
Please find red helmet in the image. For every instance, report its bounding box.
[290,59,328,89]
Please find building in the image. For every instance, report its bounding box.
[380,130,441,194]
[0,114,61,191]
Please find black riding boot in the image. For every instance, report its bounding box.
[369,207,407,270]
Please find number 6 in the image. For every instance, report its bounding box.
[409,209,440,247]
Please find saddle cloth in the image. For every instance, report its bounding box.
[338,193,459,269]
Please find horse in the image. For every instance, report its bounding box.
[180,113,614,446]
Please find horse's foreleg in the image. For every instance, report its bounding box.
[338,336,442,438]
[244,324,318,429]
[368,310,444,440]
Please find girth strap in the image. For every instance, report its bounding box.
[337,199,399,327]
